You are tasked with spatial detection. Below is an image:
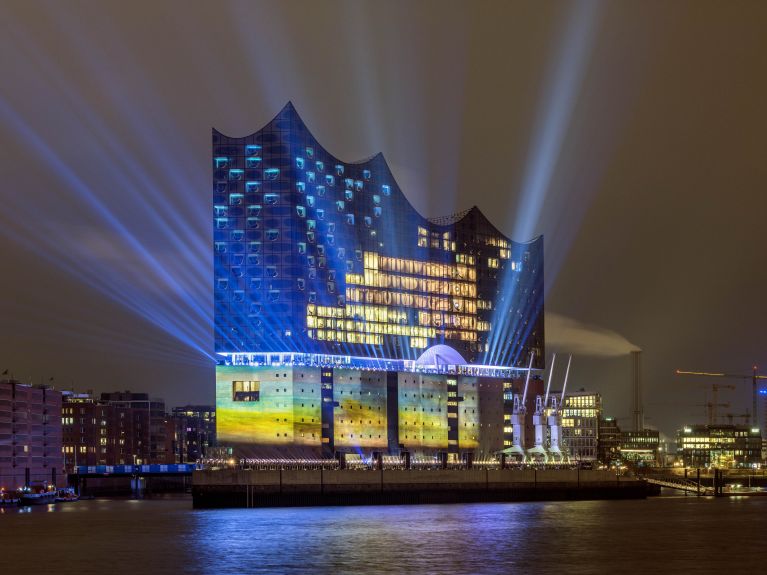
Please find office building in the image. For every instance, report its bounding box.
[677,424,762,469]
[172,405,216,462]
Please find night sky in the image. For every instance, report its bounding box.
[1,1,765,438]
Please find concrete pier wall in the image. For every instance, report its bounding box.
[192,469,648,508]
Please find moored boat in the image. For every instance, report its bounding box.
[55,487,79,502]
[19,486,57,505]
[0,489,20,506]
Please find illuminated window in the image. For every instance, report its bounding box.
[246,157,261,168]
[296,157,305,169]
[245,144,261,156]
[265,168,279,180]
[232,381,260,402]
[245,181,260,193]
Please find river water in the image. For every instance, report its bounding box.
[0,495,763,574]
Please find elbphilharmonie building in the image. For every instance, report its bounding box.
[213,103,544,458]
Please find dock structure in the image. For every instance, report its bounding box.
[192,468,651,508]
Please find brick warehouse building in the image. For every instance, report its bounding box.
[0,379,62,489]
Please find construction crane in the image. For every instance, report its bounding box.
[676,366,767,429]
[724,412,752,426]
[693,400,731,426]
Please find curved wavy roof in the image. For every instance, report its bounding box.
[214,102,541,245]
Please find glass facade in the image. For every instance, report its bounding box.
[213,103,544,370]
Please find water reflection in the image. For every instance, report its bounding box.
[0,498,764,575]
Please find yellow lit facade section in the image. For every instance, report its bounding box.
[457,379,480,450]
[398,374,449,450]
[332,370,388,450]
[307,251,488,350]
[216,366,322,447]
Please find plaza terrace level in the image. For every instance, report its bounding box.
[213,102,544,459]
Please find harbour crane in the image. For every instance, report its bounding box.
[676,366,767,428]
[547,355,572,463]
[528,354,556,462]
[503,352,535,462]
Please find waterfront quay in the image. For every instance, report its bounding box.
[192,468,651,508]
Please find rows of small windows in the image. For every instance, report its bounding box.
[213,131,543,365]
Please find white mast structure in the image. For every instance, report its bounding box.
[528,354,556,462]
[505,353,535,462]
[547,355,572,463]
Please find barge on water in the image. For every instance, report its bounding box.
[193,468,652,508]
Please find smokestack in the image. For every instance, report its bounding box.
[631,350,643,431]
